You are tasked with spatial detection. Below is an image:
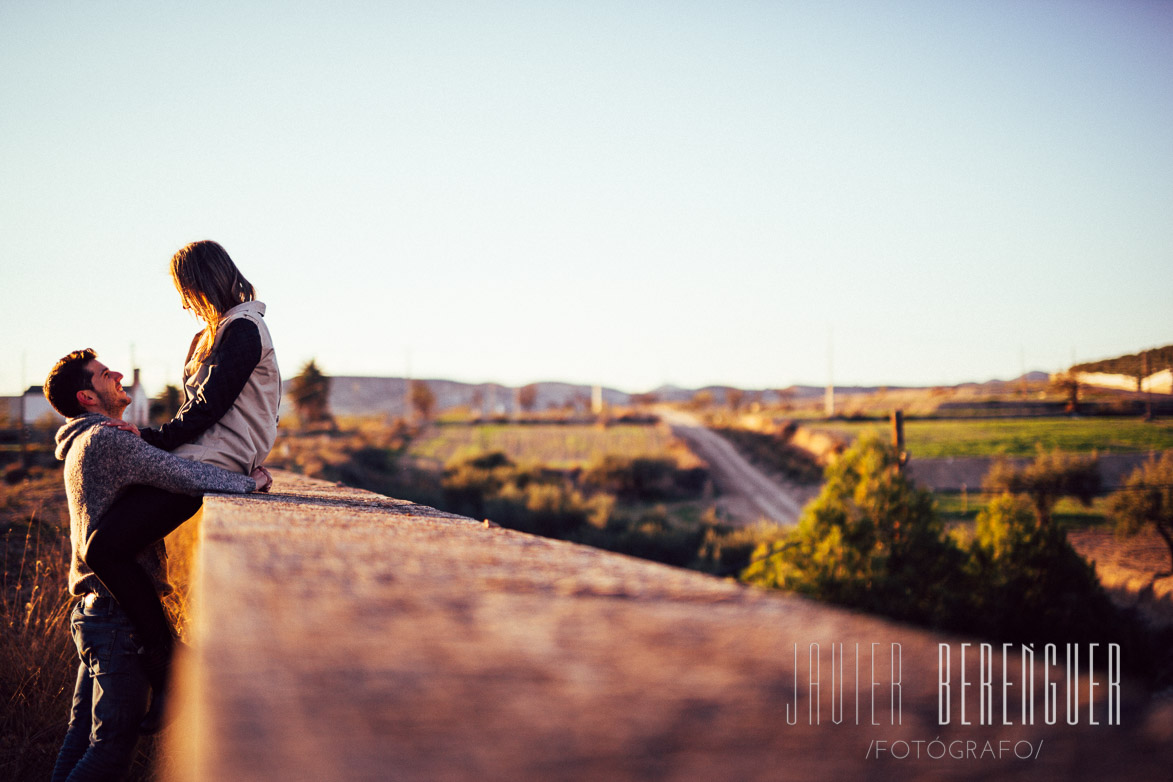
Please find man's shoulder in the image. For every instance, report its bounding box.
[79,418,144,454]
[59,414,106,449]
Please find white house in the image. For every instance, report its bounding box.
[1070,368,1173,395]
[1,387,60,428]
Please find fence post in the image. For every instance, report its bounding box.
[891,409,906,470]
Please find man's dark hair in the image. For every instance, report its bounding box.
[44,348,97,418]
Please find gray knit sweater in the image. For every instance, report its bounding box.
[56,412,257,597]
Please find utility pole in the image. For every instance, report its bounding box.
[824,327,835,418]
[19,353,29,472]
[404,348,412,424]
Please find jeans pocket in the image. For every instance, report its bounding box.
[72,620,118,675]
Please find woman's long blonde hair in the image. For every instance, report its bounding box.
[171,240,256,364]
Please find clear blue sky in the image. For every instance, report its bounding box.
[2,1,1171,397]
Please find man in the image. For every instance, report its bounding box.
[43,349,270,781]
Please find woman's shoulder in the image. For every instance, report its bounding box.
[220,317,261,337]
[222,301,267,320]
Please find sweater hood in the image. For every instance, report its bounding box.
[55,412,109,461]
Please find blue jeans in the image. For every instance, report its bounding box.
[51,596,150,782]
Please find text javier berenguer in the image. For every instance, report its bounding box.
[938,643,1121,726]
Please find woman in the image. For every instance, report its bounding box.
[142,239,282,471]
[84,240,281,731]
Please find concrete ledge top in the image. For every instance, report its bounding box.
[170,472,1172,782]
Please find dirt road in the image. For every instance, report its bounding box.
[658,408,811,526]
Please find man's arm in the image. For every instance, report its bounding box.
[140,320,262,451]
[100,427,257,496]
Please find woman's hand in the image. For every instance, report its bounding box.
[250,465,273,493]
[103,419,141,437]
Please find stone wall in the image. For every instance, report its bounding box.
[166,472,1171,781]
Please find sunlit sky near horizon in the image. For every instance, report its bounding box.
[2,1,1171,398]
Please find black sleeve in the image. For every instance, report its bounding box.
[139,320,262,451]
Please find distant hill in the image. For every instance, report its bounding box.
[954,371,1051,392]
[294,377,633,418]
[299,373,1052,418]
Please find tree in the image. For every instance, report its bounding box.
[969,493,1119,643]
[630,392,658,409]
[410,379,436,423]
[742,431,968,629]
[518,383,539,414]
[289,360,332,426]
[149,384,183,424]
[690,390,714,410]
[1109,452,1173,576]
[983,447,1100,527]
[725,388,745,412]
[742,432,1123,642]
[1049,372,1080,414]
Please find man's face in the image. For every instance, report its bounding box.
[81,360,131,416]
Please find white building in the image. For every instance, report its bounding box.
[1069,368,1173,395]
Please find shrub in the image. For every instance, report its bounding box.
[579,454,707,502]
[580,455,680,501]
[742,432,970,630]
[983,447,1100,527]
[442,452,610,537]
[696,513,790,576]
[576,505,704,568]
[441,452,516,519]
[741,433,1127,642]
[487,481,610,538]
[1109,452,1173,576]
[969,493,1123,643]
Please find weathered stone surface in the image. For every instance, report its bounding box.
[167,472,1171,781]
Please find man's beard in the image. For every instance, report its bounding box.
[95,387,129,416]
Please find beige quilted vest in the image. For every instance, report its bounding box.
[173,301,281,474]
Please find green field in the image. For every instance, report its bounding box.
[806,417,1173,458]
[407,423,685,468]
[934,491,1112,531]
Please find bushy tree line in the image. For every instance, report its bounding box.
[1110,451,1173,576]
[742,432,1126,644]
[438,451,781,572]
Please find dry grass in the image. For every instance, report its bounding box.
[0,469,173,782]
[0,470,79,780]
[0,507,76,780]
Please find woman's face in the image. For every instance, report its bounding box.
[175,282,192,312]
